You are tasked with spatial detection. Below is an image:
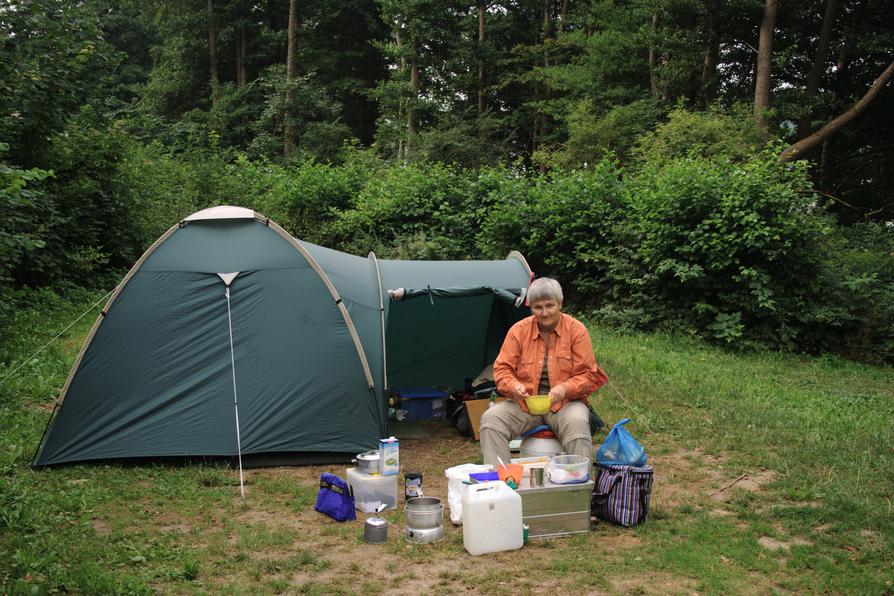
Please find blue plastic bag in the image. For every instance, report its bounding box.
[595,418,647,467]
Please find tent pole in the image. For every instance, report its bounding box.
[368,252,388,394]
[223,282,245,498]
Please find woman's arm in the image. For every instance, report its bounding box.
[493,327,528,399]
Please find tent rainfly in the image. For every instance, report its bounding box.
[33,206,532,467]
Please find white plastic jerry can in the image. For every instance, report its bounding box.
[461,481,524,555]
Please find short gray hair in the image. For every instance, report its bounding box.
[527,277,563,304]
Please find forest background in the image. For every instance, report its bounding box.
[2,0,894,364]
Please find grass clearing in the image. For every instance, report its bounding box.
[1,291,893,594]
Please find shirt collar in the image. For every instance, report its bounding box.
[527,313,565,341]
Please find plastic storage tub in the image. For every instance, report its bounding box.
[462,481,523,555]
[346,467,398,513]
[545,454,590,484]
[394,388,448,421]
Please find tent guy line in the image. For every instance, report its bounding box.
[0,286,118,388]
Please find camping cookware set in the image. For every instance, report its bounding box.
[404,497,445,543]
[352,449,381,475]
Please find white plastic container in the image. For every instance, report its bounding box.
[346,467,398,513]
[461,481,524,555]
[444,463,493,525]
[519,435,563,458]
[544,454,590,484]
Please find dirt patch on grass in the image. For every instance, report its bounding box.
[91,517,111,536]
[758,535,812,551]
[711,469,777,503]
[646,447,729,511]
[609,570,698,595]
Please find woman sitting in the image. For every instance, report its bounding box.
[480,277,608,467]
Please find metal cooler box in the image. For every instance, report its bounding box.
[517,478,594,538]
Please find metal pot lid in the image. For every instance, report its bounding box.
[366,517,387,527]
[356,449,380,461]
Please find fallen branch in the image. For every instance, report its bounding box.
[711,473,748,495]
[780,58,894,164]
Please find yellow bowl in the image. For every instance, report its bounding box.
[526,395,551,415]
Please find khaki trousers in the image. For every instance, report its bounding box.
[479,399,592,467]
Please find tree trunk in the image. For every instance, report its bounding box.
[649,12,658,98]
[284,0,298,159]
[407,38,418,162]
[558,0,569,35]
[536,0,554,173]
[780,59,894,164]
[701,0,719,105]
[236,21,247,88]
[478,0,486,117]
[754,0,777,134]
[798,0,839,139]
[207,0,219,108]
[396,26,405,162]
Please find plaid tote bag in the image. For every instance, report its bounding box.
[592,463,654,527]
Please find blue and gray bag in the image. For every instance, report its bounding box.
[591,463,653,527]
[314,473,356,522]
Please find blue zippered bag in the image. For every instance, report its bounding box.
[314,473,356,522]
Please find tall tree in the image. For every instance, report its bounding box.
[478,0,486,117]
[797,0,839,139]
[649,11,659,98]
[754,0,778,134]
[284,0,298,157]
[207,0,219,108]
[701,0,720,104]
[407,37,419,161]
[235,12,247,88]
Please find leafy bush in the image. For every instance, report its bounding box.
[0,145,52,332]
[558,98,664,167]
[323,161,480,258]
[805,222,894,363]
[625,151,831,349]
[633,105,765,165]
[477,159,629,304]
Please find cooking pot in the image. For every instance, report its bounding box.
[405,497,445,543]
[353,449,381,474]
[405,497,443,530]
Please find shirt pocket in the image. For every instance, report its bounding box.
[519,352,537,385]
[554,344,573,377]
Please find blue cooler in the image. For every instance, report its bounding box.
[394,388,449,421]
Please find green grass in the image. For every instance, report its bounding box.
[1,290,893,594]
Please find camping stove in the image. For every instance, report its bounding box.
[405,524,445,544]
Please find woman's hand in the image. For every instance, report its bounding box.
[510,383,529,400]
[548,384,567,406]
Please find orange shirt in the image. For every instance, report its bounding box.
[493,313,607,413]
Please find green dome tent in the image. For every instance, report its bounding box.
[33,206,531,468]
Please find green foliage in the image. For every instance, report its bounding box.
[626,150,830,349]
[0,147,52,336]
[0,0,123,166]
[806,222,894,363]
[324,160,479,258]
[633,105,765,164]
[557,98,664,167]
[23,109,143,288]
[477,159,628,304]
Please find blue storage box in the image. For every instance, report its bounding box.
[394,388,449,421]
